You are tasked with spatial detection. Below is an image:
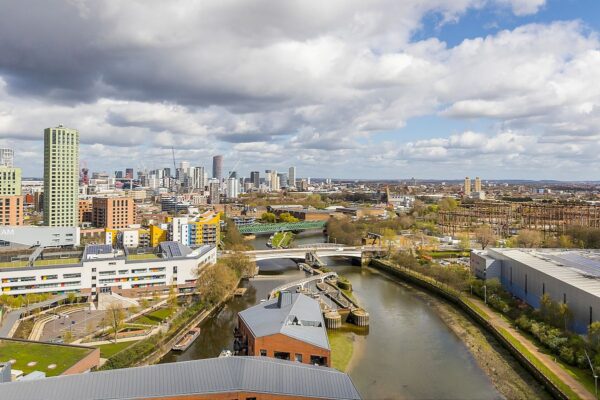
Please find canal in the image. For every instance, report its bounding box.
[161,232,501,399]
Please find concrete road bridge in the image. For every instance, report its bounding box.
[237,221,326,234]
[233,245,387,265]
[267,272,338,299]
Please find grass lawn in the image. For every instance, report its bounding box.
[328,330,354,372]
[127,253,160,261]
[0,339,91,377]
[94,341,138,359]
[133,307,172,325]
[271,232,293,248]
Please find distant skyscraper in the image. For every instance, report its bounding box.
[212,155,223,180]
[44,125,79,227]
[209,179,220,204]
[464,177,471,196]
[269,170,280,191]
[190,166,206,190]
[0,148,14,167]
[288,166,296,187]
[227,176,240,198]
[115,171,124,179]
[250,171,260,188]
[474,177,482,193]
[125,168,134,179]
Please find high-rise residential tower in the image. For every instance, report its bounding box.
[474,177,482,193]
[464,177,471,196]
[0,148,14,167]
[212,155,223,180]
[43,125,79,227]
[288,166,296,188]
[0,167,21,196]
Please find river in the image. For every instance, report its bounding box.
[161,232,501,399]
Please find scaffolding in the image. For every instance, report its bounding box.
[438,201,600,236]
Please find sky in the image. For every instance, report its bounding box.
[1,0,600,180]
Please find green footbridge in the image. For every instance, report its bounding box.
[238,221,326,234]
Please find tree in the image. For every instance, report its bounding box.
[457,233,471,251]
[516,229,543,248]
[475,225,497,249]
[559,303,573,331]
[67,292,77,305]
[168,285,178,312]
[222,253,256,278]
[260,212,277,223]
[278,212,299,223]
[438,197,458,212]
[102,303,126,343]
[195,263,238,306]
[588,322,600,351]
[222,218,250,250]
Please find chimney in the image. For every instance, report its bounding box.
[277,291,293,308]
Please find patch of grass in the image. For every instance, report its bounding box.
[0,260,28,268]
[0,339,91,377]
[33,258,80,266]
[271,232,294,248]
[133,307,172,325]
[94,341,138,358]
[497,327,581,400]
[328,330,354,372]
[127,253,160,260]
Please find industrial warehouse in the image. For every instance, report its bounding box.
[471,248,600,333]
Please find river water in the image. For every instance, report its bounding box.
[161,232,501,399]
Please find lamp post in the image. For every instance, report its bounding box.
[484,284,487,305]
[585,350,598,399]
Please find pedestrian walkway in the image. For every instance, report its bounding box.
[469,297,593,400]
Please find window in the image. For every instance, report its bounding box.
[295,353,303,362]
[274,351,290,361]
[260,349,267,357]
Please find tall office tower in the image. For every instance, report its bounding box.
[209,179,220,204]
[43,125,79,227]
[464,177,471,196]
[212,155,223,180]
[190,166,206,190]
[227,176,240,198]
[163,168,171,178]
[288,166,296,187]
[474,177,482,193]
[0,148,14,167]
[115,171,124,179]
[269,170,280,191]
[125,168,134,179]
[250,171,260,188]
[0,166,21,195]
[278,173,287,189]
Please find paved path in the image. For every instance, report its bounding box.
[469,297,594,400]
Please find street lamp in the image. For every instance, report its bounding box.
[585,350,598,399]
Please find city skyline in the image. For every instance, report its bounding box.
[2,1,600,180]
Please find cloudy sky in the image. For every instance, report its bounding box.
[1,0,600,180]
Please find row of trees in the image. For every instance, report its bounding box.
[260,212,300,223]
[195,253,256,306]
[326,215,415,246]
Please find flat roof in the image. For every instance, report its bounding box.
[0,356,361,400]
[239,293,330,350]
[488,248,600,297]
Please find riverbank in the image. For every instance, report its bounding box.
[370,259,590,400]
[402,279,551,399]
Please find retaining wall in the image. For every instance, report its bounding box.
[370,259,569,400]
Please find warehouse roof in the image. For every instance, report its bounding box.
[239,292,330,350]
[0,356,360,400]
[488,248,600,297]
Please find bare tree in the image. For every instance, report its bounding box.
[102,303,125,343]
[475,225,497,249]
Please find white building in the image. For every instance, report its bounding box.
[227,177,240,198]
[472,248,600,333]
[0,243,217,297]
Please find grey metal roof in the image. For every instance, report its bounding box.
[489,248,600,297]
[159,241,192,258]
[238,293,330,350]
[0,356,361,400]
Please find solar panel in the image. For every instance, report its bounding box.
[87,244,113,255]
[547,253,600,278]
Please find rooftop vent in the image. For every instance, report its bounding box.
[277,291,293,309]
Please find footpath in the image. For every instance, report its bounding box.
[469,297,593,400]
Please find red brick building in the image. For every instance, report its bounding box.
[237,292,331,367]
[92,197,134,229]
